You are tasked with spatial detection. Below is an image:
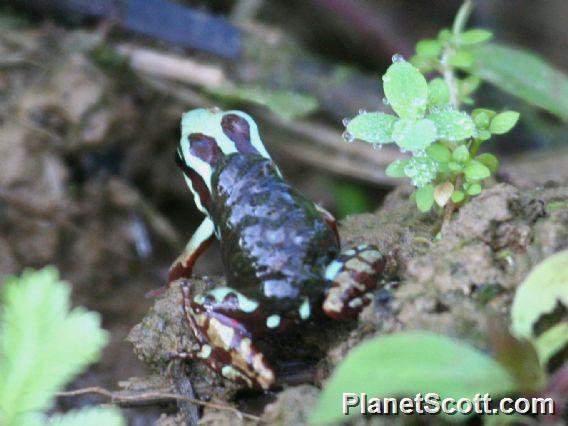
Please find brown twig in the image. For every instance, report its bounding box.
[56,386,263,422]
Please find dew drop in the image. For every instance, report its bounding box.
[342,117,351,126]
[382,97,390,105]
[342,131,355,143]
[392,53,405,63]
[372,143,383,150]
[358,108,367,115]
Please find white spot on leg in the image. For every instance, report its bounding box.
[197,344,212,358]
[299,298,311,320]
[348,298,363,308]
[266,314,281,328]
[325,260,343,281]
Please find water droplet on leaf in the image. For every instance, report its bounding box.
[392,53,405,63]
[342,131,355,143]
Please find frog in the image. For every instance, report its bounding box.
[168,107,386,389]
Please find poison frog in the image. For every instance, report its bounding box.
[169,108,385,389]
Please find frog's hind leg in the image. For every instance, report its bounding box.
[168,217,215,283]
[323,245,386,320]
[175,282,276,389]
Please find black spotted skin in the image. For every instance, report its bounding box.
[210,153,339,311]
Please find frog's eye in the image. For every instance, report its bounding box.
[189,133,223,167]
[221,114,260,155]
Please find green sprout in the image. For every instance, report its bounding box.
[343,1,519,215]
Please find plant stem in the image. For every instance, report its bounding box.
[470,138,482,156]
[442,0,473,109]
[441,0,473,232]
[452,0,473,36]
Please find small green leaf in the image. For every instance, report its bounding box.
[458,76,481,98]
[467,183,482,195]
[345,112,397,144]
[426,110,476,141]
[476,153,500,173]
[427,78,450,107]
[404,156,438,187]
[489,111,520,135]
[448,162,463,172]
[459,29,493,45]
[473,112,490,129]
[385,159,409,178]
[449,50,474,69]
[311,332,515,424]
[410,55,434,74]
[511,250,568,340]
[426,143,451,163]
[451,190,465,203]
[477,130,491,141]
[464,160,491,181]
[472,108,496,120]
[383,62,428,119]
[452,145,470,163]
[415,185,435,212]
[392,118,437,152]
[416,39,442,58]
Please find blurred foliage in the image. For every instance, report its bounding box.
[208,85,318,120]
[511,250,568,366]
[471,43,568,121]
[330,180,374,219]
[0,268,124,426]
[311,332,517,423]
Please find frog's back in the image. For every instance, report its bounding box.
[175,108,338,309]
[211,154,338,308]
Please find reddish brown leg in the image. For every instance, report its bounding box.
[168,217,215,283]
[315,203,340,247]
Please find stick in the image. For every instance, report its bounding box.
[56,386,262,422]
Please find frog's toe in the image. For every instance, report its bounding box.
[323,244,386,320]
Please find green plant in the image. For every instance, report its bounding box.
[343,1,519,215]
[0,267,125,426]
[311,250,568,424]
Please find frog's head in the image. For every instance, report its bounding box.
[176,108,274,215]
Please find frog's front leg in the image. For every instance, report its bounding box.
[168,217,215,283]
[323,244,386,320]
[174,281,276,389]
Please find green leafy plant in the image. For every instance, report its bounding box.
[0,267,125,426]
[343,1,520,214]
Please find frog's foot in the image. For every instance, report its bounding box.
[323,244,386,320]
[178,282,276,389]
